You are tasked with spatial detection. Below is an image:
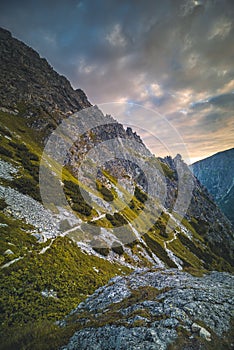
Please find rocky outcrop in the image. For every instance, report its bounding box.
[61,269,234,350]
[0,27,91,134]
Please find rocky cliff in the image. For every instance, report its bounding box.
[0,27,91,136]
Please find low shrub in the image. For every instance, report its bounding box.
[111,242,124,255]
[91,239,110,256]
[144,233,177,268]
[12,176,41,202]
[0,198,7,210]
[134,186,147,204]
[63,180,92,217]
[0,145,13,157]
[106,212,128,227]
[97,183,114,202]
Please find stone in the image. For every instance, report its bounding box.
[191,322,201,333]
[4,249,14,255]
[60,269,233,349]
[199,327,211,341]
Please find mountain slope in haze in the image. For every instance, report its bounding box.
[0,27,233,350]
[192,148,234,226]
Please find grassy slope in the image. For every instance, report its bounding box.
[0,110,232,349]
[0,111,130,348]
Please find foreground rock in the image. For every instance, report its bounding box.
[61,269,234,350]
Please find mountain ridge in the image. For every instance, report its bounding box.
[0,26,91,138]
[191,147,234,226]
[0,27,233,350]
[192,147,234,166]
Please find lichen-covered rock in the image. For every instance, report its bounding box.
[61,269,234,349]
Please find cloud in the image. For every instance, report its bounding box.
[0,0,233,161]
[191,92,234,110]
[208,16,232,40]
[105,24,127,47]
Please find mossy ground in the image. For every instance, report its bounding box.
[66,285,169,329]
[168,319,234,350]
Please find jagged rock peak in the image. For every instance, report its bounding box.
[0,26,91,117]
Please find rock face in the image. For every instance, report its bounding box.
[191,148,234,226]
[0,27,91,134]
[61,269,234,350]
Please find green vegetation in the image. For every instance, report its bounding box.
[188,217,209,236]
[0,108,233,349]
[67,285,169,329]
[150,212,170,239]
[158,160,176,180]
[91,238,110,256]
[0,198,7,211]
[106,212,128,227]
[111,241,124,255]
[0,212,38,264]
[167,237,202,269]
[0,132,42,201]
[0,320,78,350]
[0,211,130,348]
[0,285,169,350]
[63,180,93,217]
[143,233,177,268]
[0,145,13,157]
[177,231,213,265]
[168,319,234,350]
[12,176,41,202]
[0,111,44,151]
[0,124,12,137]
[96,181,114,202]
[134,186,147,204]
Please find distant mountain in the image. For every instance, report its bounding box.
[0,27,233,349]
[192,148,234,226]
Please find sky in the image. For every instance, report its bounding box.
[0,0,233,163]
